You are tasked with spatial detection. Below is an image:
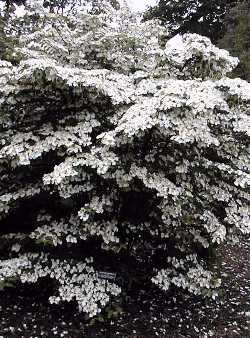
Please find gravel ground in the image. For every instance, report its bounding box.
[0,238,249,338]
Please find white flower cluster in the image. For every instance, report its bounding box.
[30,215,85,246]
[95,77,247,153]
[57,179,94,199]
[164,34,239,77]
[43,148,118,188]
[152,255,221,298]
[25,0,46,15]
[0,254,121,317]
[78,193,114,220]
[43,160,79,186]
[225,203,250,235]
[215,77,250,102]
[80,219,119,245]
[200,211,227,244]
[31,213,119,246]
[0,126,92,167]
[0,185,41,219]
[129,164,183,198]
[12,58,136,105]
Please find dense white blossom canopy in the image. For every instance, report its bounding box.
[0,0,249,316]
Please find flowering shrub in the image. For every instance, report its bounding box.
[0,0,249,317]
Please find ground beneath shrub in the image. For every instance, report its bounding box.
[0,238,249,338]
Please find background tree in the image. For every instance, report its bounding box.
[219,0,250,81]
[144,0,237,43]
[0,14,6,58]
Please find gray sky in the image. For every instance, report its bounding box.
[127,0,158,12]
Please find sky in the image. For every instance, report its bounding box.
[127,0,158,12]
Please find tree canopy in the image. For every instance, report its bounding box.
[0,0,249,318]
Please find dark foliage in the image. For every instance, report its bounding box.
[144,0,237,43]
[219,0,250,81]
